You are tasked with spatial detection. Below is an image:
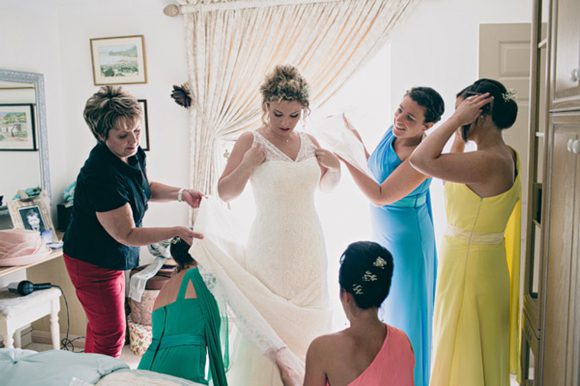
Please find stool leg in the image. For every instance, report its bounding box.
[50,300,60,350]
[13,328,21,348]
[4,330,14,349]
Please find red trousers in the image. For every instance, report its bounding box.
[64,254,126,358]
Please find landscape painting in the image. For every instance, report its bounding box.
[0,104,36,151]
[91,35,147,85]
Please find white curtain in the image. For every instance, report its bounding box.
[179,0,417,209]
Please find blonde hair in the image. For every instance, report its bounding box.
[259,64,310,126]
[83,85,142,143]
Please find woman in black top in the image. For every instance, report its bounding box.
[63,85,204,357]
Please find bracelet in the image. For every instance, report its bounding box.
[177,187,186,202]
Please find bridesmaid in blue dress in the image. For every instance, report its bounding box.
[340,87,444,386]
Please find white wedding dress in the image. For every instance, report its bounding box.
[190,131,332,385]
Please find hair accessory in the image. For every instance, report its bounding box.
[302,85,309,97]
[171,236,182,244]
[373,256,387,269]
[502,89,517,103]
[362,270,377,282]
[352,283,363,295]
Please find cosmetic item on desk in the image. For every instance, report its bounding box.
[8,280,53,296]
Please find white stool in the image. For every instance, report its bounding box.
[0,286,61,350]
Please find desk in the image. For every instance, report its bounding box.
[0,249,87,338]
[0,249,63,279]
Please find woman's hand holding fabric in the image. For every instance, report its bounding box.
[315,148,340,170]
[182,189,205,208]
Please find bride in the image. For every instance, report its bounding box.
[190,64,341,385]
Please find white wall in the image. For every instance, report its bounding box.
[0,2,66,286]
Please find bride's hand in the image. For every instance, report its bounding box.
[315,148,340,170]
[241,144,265,169]
[274,347,304,386]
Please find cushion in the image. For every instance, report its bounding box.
[0,348,128,386]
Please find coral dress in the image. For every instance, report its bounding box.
[367,126,437,386]
[430,150,521,386]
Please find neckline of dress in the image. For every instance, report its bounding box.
[254,131,304,162]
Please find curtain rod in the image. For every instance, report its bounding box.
[176,0,348,14]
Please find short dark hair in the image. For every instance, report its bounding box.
[169,236,196,272]
[404,87,445,124]
[83,85,142,144]
[456,78,518,129]
[338,241,394,309]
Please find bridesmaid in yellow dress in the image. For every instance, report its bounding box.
[409,78,521,386]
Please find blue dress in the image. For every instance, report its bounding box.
[367,126,437,386]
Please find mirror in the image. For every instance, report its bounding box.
[0,69,51,204]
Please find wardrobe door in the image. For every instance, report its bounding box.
[550,0,580,110]
[541,114,580,385]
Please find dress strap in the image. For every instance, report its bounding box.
[176,268,198,300]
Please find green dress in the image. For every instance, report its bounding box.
[138,267,228,385]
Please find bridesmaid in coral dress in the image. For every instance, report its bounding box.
[303,241,414,386]
[410,78,521,386]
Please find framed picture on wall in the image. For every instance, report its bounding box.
[138,99,149,151]
[0,104,36,151]
[90,35,147,85]
[7,190,56,241]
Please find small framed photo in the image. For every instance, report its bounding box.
[138,99,150,151]
[90,35,147,85]
[0,104,36,151]
[7,190,56,241]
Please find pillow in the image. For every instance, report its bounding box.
[96,369,204,386]
[0,348,129,386]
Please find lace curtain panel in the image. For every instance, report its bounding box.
[179,0,418,209]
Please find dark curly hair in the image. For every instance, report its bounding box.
[339,241,394,310]
[404,87,445,124]
[456,78,518,130]
[170,236,196,272]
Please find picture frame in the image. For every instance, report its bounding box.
[138,99,150,151]
[90,35,147,85]
[7,191,56,241]
[0,104,36,151]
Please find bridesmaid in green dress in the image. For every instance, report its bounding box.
[138,236,228,385]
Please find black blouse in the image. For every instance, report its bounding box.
[63,143,150,270]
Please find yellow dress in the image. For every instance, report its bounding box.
[430,151,521,386]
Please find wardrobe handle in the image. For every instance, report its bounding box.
[571,68,579,82]
[573,140,580,155]
[568,139,575,152]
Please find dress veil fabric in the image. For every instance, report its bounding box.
[190,132,332,385]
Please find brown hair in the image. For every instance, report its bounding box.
[83,85,142,143]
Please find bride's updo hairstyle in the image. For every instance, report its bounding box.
[259,64,311,126]
[457,78,518,130]
[170,236,196,273]
[339,241,394,310]
[404,87,445,125]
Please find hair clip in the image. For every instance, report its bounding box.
[352,284,364,295]
[302,85,309,96]
[373,256,387,269]
[362,270,377,282]
[503,89,517,103]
